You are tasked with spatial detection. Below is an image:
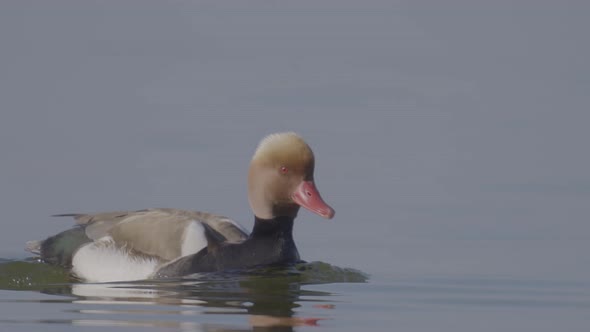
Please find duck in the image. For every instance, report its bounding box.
[25,132,335,282]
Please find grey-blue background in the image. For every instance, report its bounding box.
[1,0,589,311]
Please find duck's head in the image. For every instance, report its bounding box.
[248,132,335,220]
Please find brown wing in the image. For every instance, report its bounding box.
[54,208,249,261]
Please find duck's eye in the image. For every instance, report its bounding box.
[280,166,289,174]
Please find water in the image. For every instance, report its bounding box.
[0,260,371,331]
[1,260,589,331]
[1,1,590,331]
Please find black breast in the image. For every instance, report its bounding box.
[154,216,300,277]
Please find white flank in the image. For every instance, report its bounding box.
[71,236,160,283]
[181,221,208,256]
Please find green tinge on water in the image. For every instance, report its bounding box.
[0,259,367,292]
[0,259,72,290]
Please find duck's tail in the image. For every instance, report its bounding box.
[25,240,43,255]
[25,227,92,267]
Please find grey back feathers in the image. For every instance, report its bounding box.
[28,208,249,266]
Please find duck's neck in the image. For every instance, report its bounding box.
[250,215,295,239]
[249,215,300,264]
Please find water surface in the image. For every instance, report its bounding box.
[1,259,589,331]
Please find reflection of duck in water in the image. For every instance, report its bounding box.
[63,265,350,331]
[26,133,335,282]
